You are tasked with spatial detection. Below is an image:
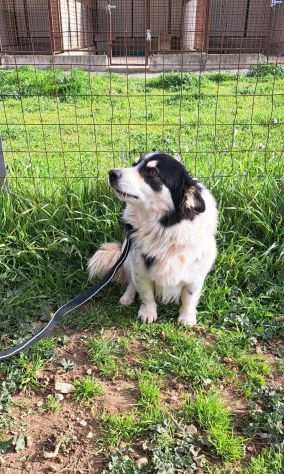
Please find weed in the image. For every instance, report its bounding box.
[237,354,271,392]
[28,338,57,360]
[137,373,164,427]
[214,329,248,358]
[16,355,44,391]
[184,391,244,461]
[44,394,60,413]
[150,426,207,473]
[138,373,161,410]
[142,326,224,386]
[147,72,203,91]
[59,358,75,371]
[247,64,284,78]
[101,413,139,447]
[244,387,284,444]
[104,453,141,473]
[0,67,88,100]
[73,376,103,401]
[88,336,129,378]
[245,446,284,474]
[207,72,236,82]
[278,358,284,375]
[104,417,208,473]
[88,337,121,378]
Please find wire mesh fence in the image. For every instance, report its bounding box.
[0,1,283,346]
[0,1,283,196]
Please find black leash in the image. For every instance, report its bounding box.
[0,229,133,362]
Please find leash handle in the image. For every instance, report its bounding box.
[0,230,133,362]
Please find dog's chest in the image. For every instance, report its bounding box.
[131,241,196,283]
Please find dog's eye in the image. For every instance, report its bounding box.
[146,166,158,176]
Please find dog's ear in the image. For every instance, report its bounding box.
[181,184,205,220]
[174,153,182,162]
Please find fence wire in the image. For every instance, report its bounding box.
[0,0,283,193]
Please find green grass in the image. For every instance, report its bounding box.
[137,372,165,427]
[237,354,271,395]
[138,373,161,410]
[73,376,104,401]
[88,336,128,378]
[101,412,139,447]
[245,447,284,474]
[278,358,284,375]
[141,325,224,385]
[44,394,61,413]
[102,373,165,448]
[0,67,283,472]
[184,390,244,461]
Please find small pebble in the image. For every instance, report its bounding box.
[79,419,87,427]
[136,457,148,468]
[87,431,94,439]
[272,117,278,125]
[55,393,64,401]
[187,424,198,435]
[86,368,92,375]
[26,436,33,448]
[45,463,60,472]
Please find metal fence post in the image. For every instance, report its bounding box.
[0,138,7,190]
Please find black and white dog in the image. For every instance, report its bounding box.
[88,152,218,326]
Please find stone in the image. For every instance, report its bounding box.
[55,393,64,401]
[136,457,148,468]
[54,380,74,394]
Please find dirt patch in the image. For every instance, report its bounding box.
[0,330,141,473]
[2,393,105,473]
[162,377,191,410]
[101,380,137,414]
[220,387,248,414]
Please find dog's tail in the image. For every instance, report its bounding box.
[87,242,128,285]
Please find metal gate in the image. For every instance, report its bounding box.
[106,0,150,65]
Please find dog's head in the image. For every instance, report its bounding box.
[108,152,205,226]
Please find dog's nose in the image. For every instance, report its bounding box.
[109,169,121,185]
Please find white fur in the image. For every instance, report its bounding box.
[89,159,218,326]
[122,185,217,325]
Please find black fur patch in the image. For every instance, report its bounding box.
[139,165,162,192]
[142,254,156,269]
[135,152,206,227]
[160,185,205,227]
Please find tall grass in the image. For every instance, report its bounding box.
[0,67,283,344]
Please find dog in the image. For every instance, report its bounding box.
[88,152,218,326]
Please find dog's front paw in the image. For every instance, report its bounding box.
[138,304,157,324]
[120,293,134,306]
[178,312,197,327]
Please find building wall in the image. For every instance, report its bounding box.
[95,0,184,54]
[0,0,17,51]
[209,0,271,52]
[60,0,94,50]
[270,3,284,55]
[195,0,209,50]
[49,0,63,51]
[0,0,51,53]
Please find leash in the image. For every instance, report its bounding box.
[0,228,134,362]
